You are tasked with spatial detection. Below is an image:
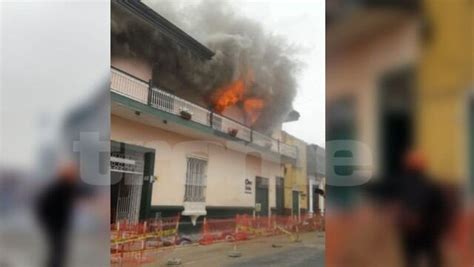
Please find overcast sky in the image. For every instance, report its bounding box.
[235,0,325,147]
[0,0,324,169]
[0,1,109,169]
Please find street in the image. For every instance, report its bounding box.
[149,232,325,267]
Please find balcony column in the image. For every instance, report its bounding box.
[147,80,153,105]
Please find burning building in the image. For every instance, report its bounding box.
[110,0,299,226]
[307,144,325,215]
[280,131,309,216]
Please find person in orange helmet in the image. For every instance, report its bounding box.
[366,149,455,267]
[395,150,453,267]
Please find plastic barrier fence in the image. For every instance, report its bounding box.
[110,213,324,265]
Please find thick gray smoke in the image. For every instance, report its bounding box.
[111,0,302,133]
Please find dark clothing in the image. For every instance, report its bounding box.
[402,232,441,267]
[366,170,454,267]
[37,180,77,230]
[36,179,78,267]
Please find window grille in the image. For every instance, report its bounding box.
[110,151,144,175]
[184,157,207,202]
[116,174,143,223]
[111,150,145,223]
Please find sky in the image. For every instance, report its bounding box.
[0,0,324,169]
[0,1,110,169]
[235,0,325,147]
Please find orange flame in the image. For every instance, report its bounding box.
[243,98,265,125]
[212,79,245,113]
[211,68,264,125]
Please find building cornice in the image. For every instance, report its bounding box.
[113,0,214,60]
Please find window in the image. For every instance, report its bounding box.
[184,157,207,202]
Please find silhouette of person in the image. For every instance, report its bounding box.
[367,150,456,267]
[36,162,81,267]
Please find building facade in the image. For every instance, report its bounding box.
[327,0,474,202]
[281,132,308,216]
[110,1,298,225]
[307,144,325,215]
[326,0,420,208]
[417,0,473,191]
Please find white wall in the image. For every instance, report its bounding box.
[111,115,282,209]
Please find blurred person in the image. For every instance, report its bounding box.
[35,162,82,267]
[367,150,457,267]
[396,151,445,267]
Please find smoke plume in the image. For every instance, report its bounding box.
[111,0,302,133]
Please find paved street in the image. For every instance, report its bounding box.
[150,231,325,267]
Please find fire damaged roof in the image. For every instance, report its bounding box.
[114,0,215,60]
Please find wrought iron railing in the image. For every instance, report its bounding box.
[111,68,297,159]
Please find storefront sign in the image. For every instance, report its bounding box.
[245,178,253,194]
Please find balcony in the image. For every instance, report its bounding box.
[110,67,297,160]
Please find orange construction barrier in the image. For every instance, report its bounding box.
[199,218,214,245]
[111,214,181,265]
[110,213,325,264]
[235,214,251,241]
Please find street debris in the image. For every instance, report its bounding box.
[227,245,242,257]
[166,257,182,265]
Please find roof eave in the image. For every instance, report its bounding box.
[114,0,215,60]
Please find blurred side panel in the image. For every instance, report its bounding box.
[0,1,110,266]
[326,0,473,266]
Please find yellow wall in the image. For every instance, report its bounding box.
[417,0,473,182]
[282,132,308,212]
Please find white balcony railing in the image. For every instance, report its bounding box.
[252,130,273,150]
[111,68,297,159]
[111,68,148,104]
[211,113,251,142]
[150,88,211,126]
[280,143,298,159]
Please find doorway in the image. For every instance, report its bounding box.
[255,177,269,216]
[113,172,143,223]
[379,67,415,177]
[275,177,284,215]
[312,184,320,213]
[110,141,155,223]
[292,191,300,216]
